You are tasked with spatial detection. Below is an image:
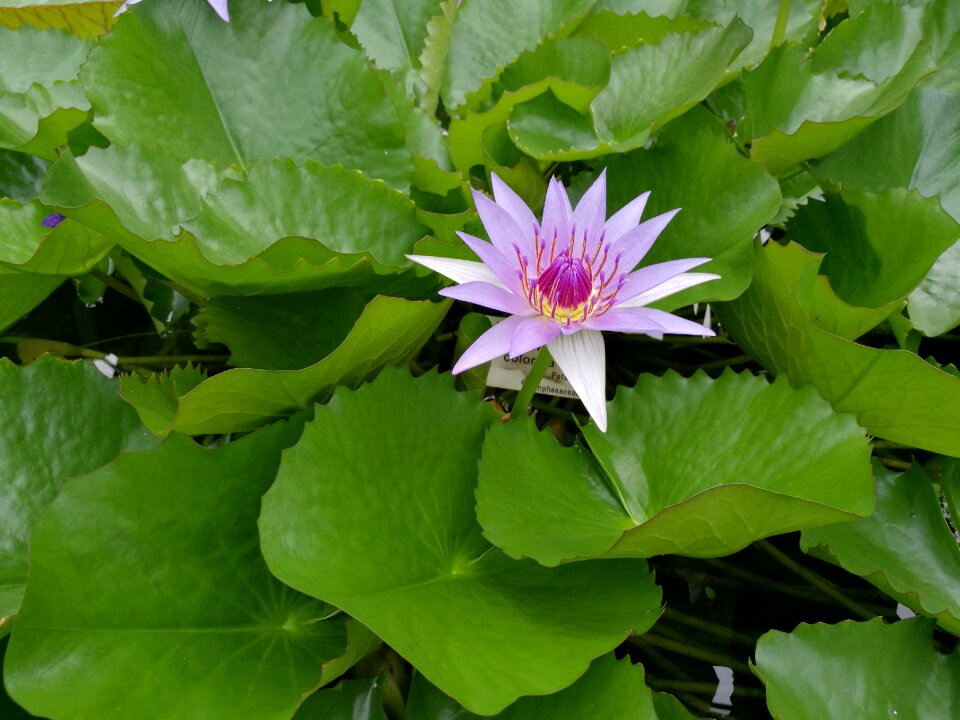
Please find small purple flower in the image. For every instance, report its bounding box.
[408,171,719,431]
[41,213,65,228]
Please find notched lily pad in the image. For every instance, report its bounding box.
[4,425,355,720]
[754,618,960,719]
[802,462,960,636]
[259,369,662,715]
[0,356,153,616]
[477,370,874,564]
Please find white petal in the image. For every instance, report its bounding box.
[406,255,505,288]
[548,330,607,432]
[617,272,720,308]
[206,0,230,20]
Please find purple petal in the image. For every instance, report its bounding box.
[618,271,720,308]
[472,188,534,259]
[491,173,539,240]
[548,330,607,431]
[457,232,522,293]
[406,254,503,286]
[453,315,527,374]
[571,169,606,260]
[604,190,650,244]
[582,307,667,334]
[615,258,713,305]
[508,316,562,358]
[206,0,229,21]
[609,208,681,273]
[540,177,571,252]
[596,307,715,337]
[440,281,529,315]
[41,213,65,228]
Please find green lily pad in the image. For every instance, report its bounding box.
[754,618,960,719]
[813,80,960,336]
[786,188,959,308]
[440,0,599,114]
[688,0,819,71]
[0,266,62,333]
[587,18,751,151]
[802,463,960,635]
[447,36,610,173]
[164,296,448,435]
[259,369,662,715]
[197,290,367,371]
[352,0,439,97]
[814,79,960,222]
[4,424,357,720]
[0,1,121,38]
[119,364,207,437]
[604,106,780,308]
[0,25,90,158]
[82,1,411,187]
[477,370,873,564]
[294,677,389,720]
[0,356,153,617]
[406,654,700,719]
[417,0,458,115]
[41,147,429,297]
[0,149,48,203]
[717,240,960,456]
[745,19,934,174]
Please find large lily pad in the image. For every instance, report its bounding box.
[477,370,873,565]
[259,369,662,715]
[754,618,960,719]
[604,106,780,308]
[40,147,429,297]
[4,424,357,720]
[717,240,960,456]
[82,1,411,186]
[802,463,960,635]
[0,356,153,616]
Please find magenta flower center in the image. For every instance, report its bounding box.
[515,225,623,325]
[536,255,591,311]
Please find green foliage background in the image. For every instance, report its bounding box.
[0,0,959,718]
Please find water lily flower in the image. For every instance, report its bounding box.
[117,0,230,21]
[408,171,719,431]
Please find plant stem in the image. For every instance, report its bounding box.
[115,354,230,366]
[645,677,766,699]
[511,347,552,423]
[755,540,877,621]
[771,0,791,49]
[662,607,757,646]
[879,457,912,471]
[630,633,752,674]
[90,269,142,304]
